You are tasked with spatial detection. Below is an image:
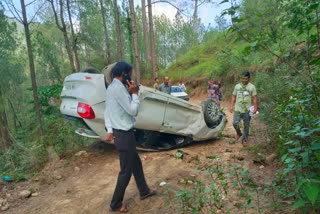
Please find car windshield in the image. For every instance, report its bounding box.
[171,86,183,93]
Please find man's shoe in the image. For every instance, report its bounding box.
[140,189,156,200]
[235,133,242,140]
[242,140,248,146]
[109,204,130,213]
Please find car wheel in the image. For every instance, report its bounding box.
[201,98,221,126]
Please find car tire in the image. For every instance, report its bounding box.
[201,98,221,126]
[79,67,100,74]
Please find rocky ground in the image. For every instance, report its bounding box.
[0,96,280,214]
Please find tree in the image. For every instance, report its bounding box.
[4,0,43,137]
[99,0,112,64]
[129,0,141,83]
[214,15,228,37]
[0,6,24,149]
[148,0,157,77]
[49,0,77,73]
[113,0,123,60]
[66,0,81,71]
[222,0,320,90]
[141,0,151,73]
[192,0,198,33]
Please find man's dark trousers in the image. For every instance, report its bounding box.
[110,129,149,210]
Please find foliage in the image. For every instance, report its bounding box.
[218,0,320,212]
[37,83,63,115]
[271,84,320,212]
[164,161,266,213]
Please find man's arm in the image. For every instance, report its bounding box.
[115,81,140,116]
[252,95,257,113]
[104,98,114,141]
[104,109,113,134]
[230,95,236,113]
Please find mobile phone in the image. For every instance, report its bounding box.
[123,73,132,87]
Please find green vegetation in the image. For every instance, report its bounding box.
[0,0,319,212]
[161,0,320,212]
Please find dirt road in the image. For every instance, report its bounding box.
[2,97,278,214]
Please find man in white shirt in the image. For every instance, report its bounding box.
[105,62,156,213]
[179,80,187,92]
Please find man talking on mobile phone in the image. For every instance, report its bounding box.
[104,61,156,213]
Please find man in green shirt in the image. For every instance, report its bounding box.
[230,71,258,146]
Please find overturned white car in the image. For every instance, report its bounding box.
[60,65,227,151]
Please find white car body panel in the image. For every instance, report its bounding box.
[60,72,227,149]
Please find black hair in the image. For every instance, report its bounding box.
[179,80,182,83]
[111,61,132,78]
[154,77,158,81]
[241,71,250,78]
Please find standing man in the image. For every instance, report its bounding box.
[153,77,159,90]
[216,80,223,102]
[230,71,257,146]
[207,79,218,103]
[158,76,172,94]
[105,62,156,213]
[212,80,222,105]
[179,80,187,92]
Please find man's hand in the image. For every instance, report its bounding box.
[126,80,139,94]
[252,107,257,114]
[105,133,115,141]
[230,95,236,113]
[252,95,258,114]
[229,106,234,113]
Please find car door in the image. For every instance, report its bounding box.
[161,96,202,136]
[134,87,168,131]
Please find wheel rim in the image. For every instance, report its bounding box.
[207,102,219,121]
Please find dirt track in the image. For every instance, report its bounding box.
[1,96,278,214]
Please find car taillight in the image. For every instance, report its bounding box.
[77,103,95,119]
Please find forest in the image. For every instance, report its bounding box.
[0,0,319,213]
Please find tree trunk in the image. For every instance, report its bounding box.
[147,0,157,78]
[0,88,14,152]
[84,43,90,66]
[50,0,77,73]
[125,5,134,64]
[192,0,198,33]
[129,0,141,84]
[192,0,198,45]
[113,0,123,61]
[0,110,12,151]
[66,0,81,72]
[141,0,151,73]
[20,0,42,137]
[99,0,112,64]
[7,98,22,132]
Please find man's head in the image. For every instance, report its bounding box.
[179,80,182,84]
[241,71,250,85]
[111,61,132,84]
[154,77,159,83]
[207,79,213,86]
[163,76,169,86]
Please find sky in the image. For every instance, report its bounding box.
[139,1,231,28]
[3,0,231,28]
